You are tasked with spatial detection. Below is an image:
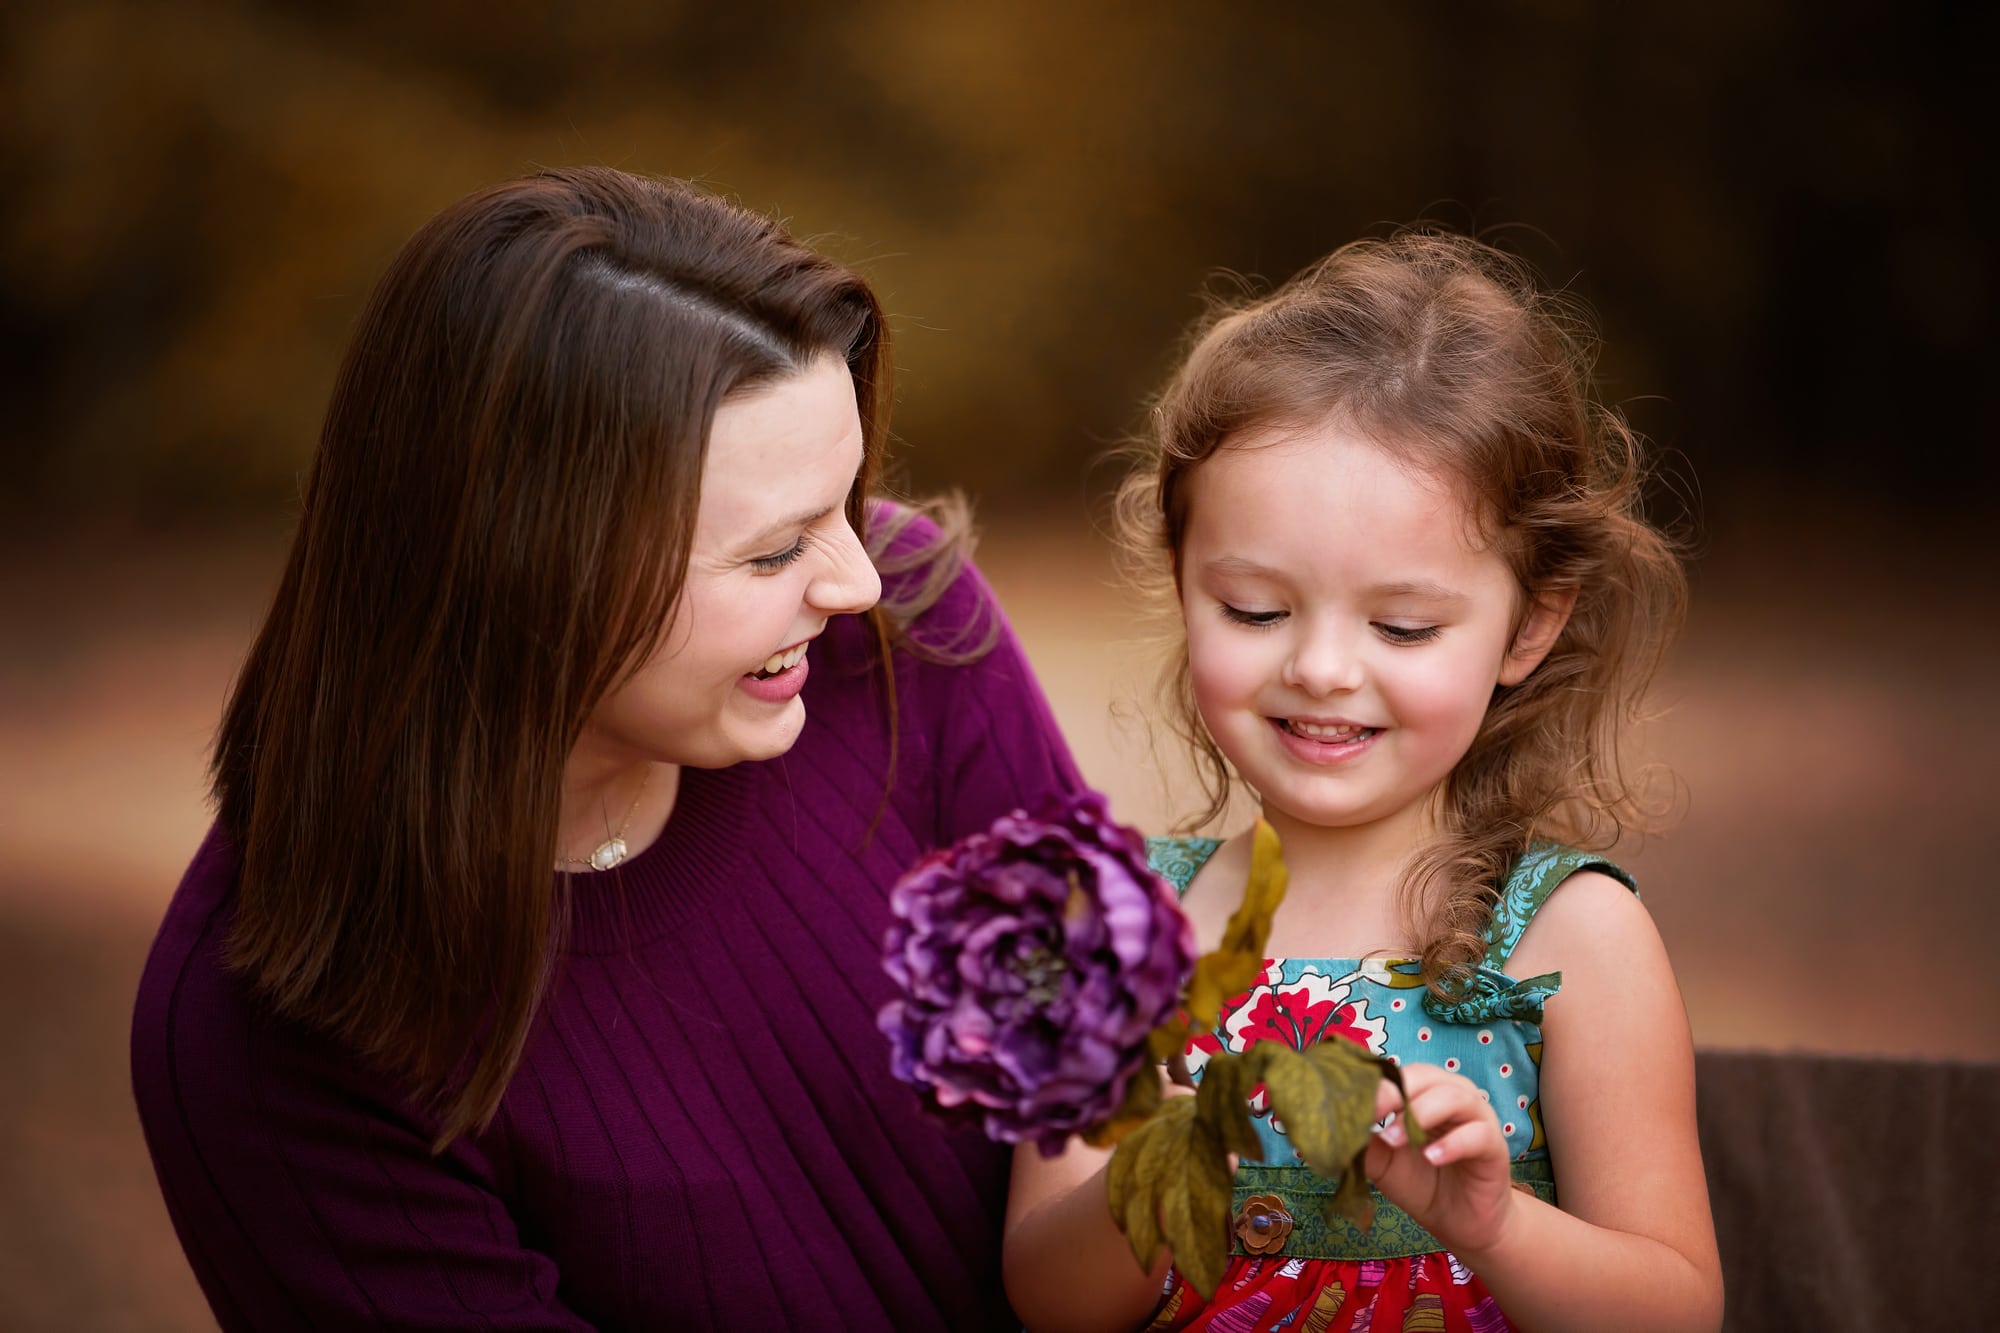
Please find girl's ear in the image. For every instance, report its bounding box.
[1498,586,1578,686]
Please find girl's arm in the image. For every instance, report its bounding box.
[1003,1098,1176,1333]
[1369,871,1723,1332]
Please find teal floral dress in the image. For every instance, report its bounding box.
[1140,838,1636,1333]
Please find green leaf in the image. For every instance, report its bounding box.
[1081,1061,1163,1149]
[1181,819,1289,1032]
[1253,1040,1432,1234]
[1258,1042,1385,1177]
[1105,1093,1186,1270]
[1193,1048,1268,1164]
[1103,1095,1235,1297]
[1331,1156,1377,1230]
[1146,1016,1190,1066]
[1384,1060,1428,1150]
[1159,1117,1233,1298]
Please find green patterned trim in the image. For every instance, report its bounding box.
[1419,965,1563,1026]
[1482,844,1638,972]
[1230,1158,1557,1261]
[1143,837,1636,1026]
[1145,835,1224,899]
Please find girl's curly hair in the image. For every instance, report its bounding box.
[1114,230,1688,998]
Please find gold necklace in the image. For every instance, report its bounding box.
[557,766,651,872]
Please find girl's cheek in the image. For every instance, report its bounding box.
[1394,650,1479,704]
[1188,637,1264,702]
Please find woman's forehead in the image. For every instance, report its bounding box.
[693,357,863,545]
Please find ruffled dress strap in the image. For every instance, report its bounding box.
[1420,843,1638,1027]
[1481,843,1638,971]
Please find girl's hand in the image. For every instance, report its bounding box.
[1364,1063,1519,1258]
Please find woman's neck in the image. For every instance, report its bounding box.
[556,751,682,870]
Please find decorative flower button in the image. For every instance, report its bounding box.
[1234,1194,1294,1255]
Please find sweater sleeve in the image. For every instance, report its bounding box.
[131,862,597,1332]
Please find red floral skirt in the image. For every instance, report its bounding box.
[1144,1251,1513,1333]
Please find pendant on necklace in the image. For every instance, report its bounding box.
[588,838,629,872]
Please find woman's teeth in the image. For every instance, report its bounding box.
[753,643,808,679]
[1285,720,1373,742]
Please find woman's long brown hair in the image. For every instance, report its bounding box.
[214,168,963,1147]
[1116,231,1688,999]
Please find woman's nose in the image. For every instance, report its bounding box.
[808,515,882,616]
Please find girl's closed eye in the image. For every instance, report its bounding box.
[1219,602,1287,627]
[750,533,810,572]
[1374,622,1443,644]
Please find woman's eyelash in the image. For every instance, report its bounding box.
[750,536,808,572]
[1219,603,1285,627]
[1376,623,1442,643]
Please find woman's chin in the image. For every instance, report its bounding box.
[722,702,808,765]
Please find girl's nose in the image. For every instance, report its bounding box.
[1281,626,1364,696]
[807,514,882,617]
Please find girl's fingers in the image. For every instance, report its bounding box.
[1364,1131,1396,1180]
[1379,1061,1456,1134]
[1376,1065,1507,1168]
[1401,1080,1486,1137]
[1372,1076,1405,1123]
[1374,1076,1473,1155]
[1413,1119,1499,1168]
[1392,1062,1445,1096]
[1366,1065,1517,1250]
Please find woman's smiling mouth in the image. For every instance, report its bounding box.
[751,641,810,680]
[738,638,814,703]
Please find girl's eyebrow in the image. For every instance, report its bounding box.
[1203,555,1288,579]
[1368,579,1469,604]
[1202,559,1468,605]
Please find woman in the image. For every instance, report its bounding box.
[131,167,1080,1330]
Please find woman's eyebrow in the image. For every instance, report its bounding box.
[737,449,866,553]
[741,503,837,551]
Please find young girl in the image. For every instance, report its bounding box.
[1003,233,1723,1332]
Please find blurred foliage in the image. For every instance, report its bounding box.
[1,0,1992,523]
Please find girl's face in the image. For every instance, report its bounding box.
[576,354,882,775]
[1178,422,1566,838]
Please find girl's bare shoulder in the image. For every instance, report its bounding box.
[1510,868,1673,1006]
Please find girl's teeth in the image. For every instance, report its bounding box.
[1290,720,1367,741]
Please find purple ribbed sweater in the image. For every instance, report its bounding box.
[131,545,1081,1331]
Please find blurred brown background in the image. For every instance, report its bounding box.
[2,2,1995,1328]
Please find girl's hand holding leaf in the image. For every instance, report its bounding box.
[1365,1063,1520,1259]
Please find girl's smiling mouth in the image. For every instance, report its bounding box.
[1270,716,1382,763]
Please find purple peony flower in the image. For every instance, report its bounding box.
[879,790,1197,1156]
